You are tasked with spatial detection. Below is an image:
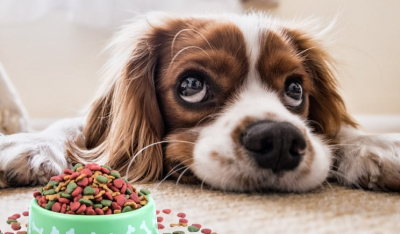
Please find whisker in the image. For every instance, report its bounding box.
[156,158,194,189]
[124,140,195,180]
[170,28,213,58]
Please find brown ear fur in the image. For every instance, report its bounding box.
[67,17,164,182]
[285,29,357,139]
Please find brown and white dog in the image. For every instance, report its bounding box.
[1,12,400,192]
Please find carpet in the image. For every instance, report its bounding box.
[1,181,400,233]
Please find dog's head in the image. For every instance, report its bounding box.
[73,13,356,192]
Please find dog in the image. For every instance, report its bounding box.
[1,12,400,192]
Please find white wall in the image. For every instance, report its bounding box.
[1,0,400,123]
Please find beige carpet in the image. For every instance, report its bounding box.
[1,181,400,234]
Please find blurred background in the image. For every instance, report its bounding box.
[0,0,399,132]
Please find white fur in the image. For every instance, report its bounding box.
[193,77,331,192]
[0,13,400,192]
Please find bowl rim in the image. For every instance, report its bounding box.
[30,195,154,220]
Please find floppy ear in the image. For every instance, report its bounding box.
[67,14,166,182]
[284,29,357,139]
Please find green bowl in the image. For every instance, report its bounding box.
[28,196,158,234]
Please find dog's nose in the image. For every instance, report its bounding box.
[240,120,306,172]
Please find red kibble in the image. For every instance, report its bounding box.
[104,192,113,200]
[192,224,202,229]
[177,212,186,218]
[201,228,212,234]
[5,232,15,234]
[81,168,93,177]
[105,209,112,215]
[101,167,110,174]
[8,215,18,220]
[73,194,83,202]
[85,207,96,215]
[157,216,163,222]
[179,218,188,224]
[70,172,80,180]
[66,211,75,214]
[95,208,104,215]
[33,191,41,198]
[157,223,165,229]
[115,195,127,207]
[13,214,21,219]
[63,169,74,175]
[70,202,81,212]
[22,211,29,216]
[90,165,101,171]
[95,196,103,202]
[76,204,87,214]
[93,188,100,196]
[156,210,160,215]
[77,177,89,187]
[111,202,121,211]
[129,193,140,203]
[60,204,67,213]
[11,224,21,231]
[162,209,171,214]
[58,198,71,204]
[71,187,83,197]
[120,184,127,194]
[88,177,93,184]
[52,202,61,213]
[113,179,125,189]
[110,185,119,193]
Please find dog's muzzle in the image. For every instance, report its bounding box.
[240,120,306,172]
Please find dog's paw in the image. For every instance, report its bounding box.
[0,133,68,188]
[335,134,400,191]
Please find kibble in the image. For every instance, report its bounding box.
[33,163,149,215]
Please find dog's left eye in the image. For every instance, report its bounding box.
[178,76,208,103]
[284,82,303,107]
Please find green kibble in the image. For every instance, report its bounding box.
[96,175,108,184]
[94,204,103,209]
[79,198,93,206]
[101,199,112,207]
[83,186,96,195]
[73,163,83,172]
[140,188,150,195]
[126,187,132,195]
[173,231,185,234]
[122,178,128,183]
[43,189,56,196]
[6,219,17,224]
[40,187,44,195]
[60,192,72,199]
[66,182,77,194]
[101,165,112,171]
[188,226,200,232]
[45,200,56,210]
[48,180,59,186]
[122,206,132,213]
[110,171,121,178]
[137,191,143,196]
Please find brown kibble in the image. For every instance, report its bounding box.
[46,194,60,201]
[76,166,83,172]
[94,190,105,198]
[75,174,86,182]
[113,209,121,214]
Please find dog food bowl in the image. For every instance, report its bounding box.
[28,196,157,234]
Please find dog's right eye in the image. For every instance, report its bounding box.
[178,76,209,103]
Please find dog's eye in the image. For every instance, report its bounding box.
[284,82,303,107]
[178,76,208,103]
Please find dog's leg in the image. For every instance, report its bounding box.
[0,117,84,188]
[333,125,400,191]
[0,63,30,134]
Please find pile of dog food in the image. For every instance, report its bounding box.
[34,163,149,215]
